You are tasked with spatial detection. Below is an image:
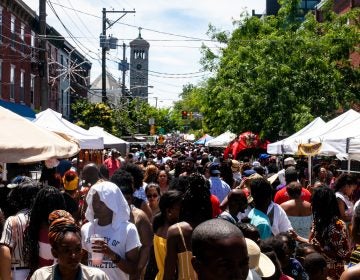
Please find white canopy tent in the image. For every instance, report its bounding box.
[88,126,129,155]
[205,131,237,148]
[305,110,360,157]
[0,106,79,164]
[267,117,326,155]
[33,108,104,150]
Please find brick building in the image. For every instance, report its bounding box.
[0,0,91,119]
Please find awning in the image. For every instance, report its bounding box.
[0,99,36,119]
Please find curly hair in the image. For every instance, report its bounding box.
[144,164,159,184]
[179,173,212,226]
[23,186,66,272]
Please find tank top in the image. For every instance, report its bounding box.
[176,223,198,280]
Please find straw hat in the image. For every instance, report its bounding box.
[246,238,275,278]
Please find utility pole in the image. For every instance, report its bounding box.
[122,42,126,99]
[101,8,107,103]
[39,0,48,109]
[100,8,135,104]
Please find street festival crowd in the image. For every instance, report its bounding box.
[1,139,360,280]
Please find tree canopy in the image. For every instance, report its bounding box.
[176,0,360,141]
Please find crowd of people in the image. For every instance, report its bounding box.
[0,141,360,280]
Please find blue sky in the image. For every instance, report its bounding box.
[23,0,265,108]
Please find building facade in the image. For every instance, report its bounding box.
[0,0,91,119]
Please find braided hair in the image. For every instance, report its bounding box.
[179,173,212,226]
[48,210,80,248]
[23,186,66,271]
[311,187,340,236]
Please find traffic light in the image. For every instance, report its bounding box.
[181,111,188,119]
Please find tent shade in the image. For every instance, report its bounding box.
[88,126,129,155]
[0,106,80,163]
[267,117,325,155]
[0,100,36,119]
[33,109,104,150]
[306,110,360,157]
[194,134,213,145]
[205,131,236,147]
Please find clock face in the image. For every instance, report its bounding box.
[136,64,142,70]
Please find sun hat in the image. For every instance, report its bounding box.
[246,238,275,278]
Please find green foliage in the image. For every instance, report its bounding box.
[196,6,360,141]
[71,100,114,132]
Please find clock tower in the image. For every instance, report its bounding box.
[130,28,150,100]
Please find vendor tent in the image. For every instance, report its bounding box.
[305,110,360,157]
[267,117,326,155]
[224,131,269,159]
[88,126,129,155]
[0,106,79,163]
[205,131,236,147]
[33,109,104,150]
[194,134,213,145]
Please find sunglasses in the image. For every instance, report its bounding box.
[147,194,159,199]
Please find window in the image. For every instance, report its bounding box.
[10,15,15,48]
[31,31,35,47]
[20,23,25,52]
[20,70,24,102]
[20,24,24,41]
[10,65,15,99]
[30,74,35,105]
[11,15,15,33]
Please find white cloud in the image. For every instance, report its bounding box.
[22,0,265,108]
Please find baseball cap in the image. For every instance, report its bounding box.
[209,162,221,175]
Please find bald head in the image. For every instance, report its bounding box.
[191,219,249,280]
[81,163,100,186]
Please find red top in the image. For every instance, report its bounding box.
[210,194,221,218]
[274,187,311,205]
[104,157,121,178]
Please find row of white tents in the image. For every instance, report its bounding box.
[0,107,129,165]
[267,109,360,161]
[202,109,360,163]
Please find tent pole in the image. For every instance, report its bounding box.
[2,163,7,181]
[308,156,312,187]
[348,157,351,173]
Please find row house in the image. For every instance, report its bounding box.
[0,0,91,119]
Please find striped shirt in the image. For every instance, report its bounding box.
[0,209,30,268]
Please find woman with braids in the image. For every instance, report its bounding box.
[163,173,213,280]
[309,187,351,279]
[30,210,109,279]
[23,186,67,276]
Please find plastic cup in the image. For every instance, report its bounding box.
[90,235,104,265]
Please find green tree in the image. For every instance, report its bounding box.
[198,2,360,141]
[71,100,114,132]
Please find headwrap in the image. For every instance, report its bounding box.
[85,181,130,230]
[63,170,79,191]
[48,210,80,247]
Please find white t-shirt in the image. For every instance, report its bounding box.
[81,220,141,280]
